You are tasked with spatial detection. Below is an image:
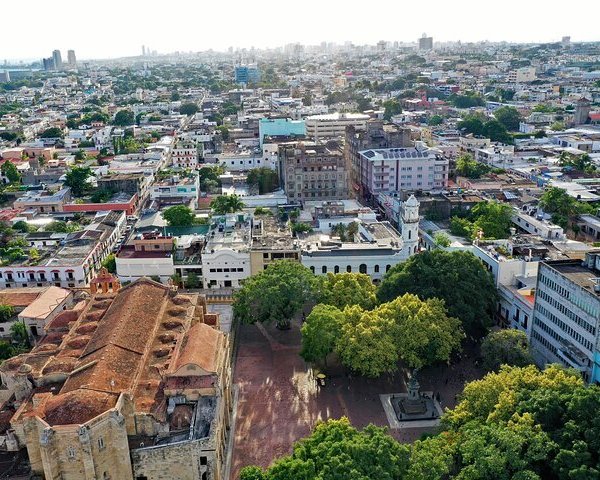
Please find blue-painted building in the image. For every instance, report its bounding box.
[258,118,306,146]
[234,64,260,85]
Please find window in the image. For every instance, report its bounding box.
[310,266,315,274]
[374,265,380,273]
[359,264,367,274]
[346,265,352,273]
[98,437,105,450]
[67,446,76,458]
[386,265,391,272]
[334,265,340,274]
[322,266,327,274]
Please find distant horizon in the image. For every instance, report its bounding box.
[2,0,599,61]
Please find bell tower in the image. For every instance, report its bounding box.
[401,195,420,258]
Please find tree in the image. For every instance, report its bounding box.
[179,103,199,115]
[44,220,81,233]
[10,321,29,347]
[449,92,485,108]
[480,329,533,372]
[316,272,377,310]
[470,201,514,239]
[170,91,180,101]
[102,254,116,274]
[458,114,486,136]
[12,220,31,233]
[383,99,402,120]
[210,195,245,215]
[538,187,592,228]
[246,167,279,194]
[199,165,224,194]
[378,250,497,337]
[113,109,135,126]
[433,231,451,247]
[455,154,491,179]
[233,261,315,329]
[64,166,93,197]
[494,106,523,131]
[484,119,513,144]
[185,271,200,289]
[240,418,410,480]
[300,304,344,365]
[0,304,15,323]
[216,125,230,141]
[162,205,195,227]
[291,222,312,234]
[1,160,21,184]
[427,114,444,126]
[39,127,64,138]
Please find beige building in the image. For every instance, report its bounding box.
[279,141,349,202]
[2,274,232,480]
[305,112,370,141]
[249,214,299,274]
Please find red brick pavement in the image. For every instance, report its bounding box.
[230,321,484,478]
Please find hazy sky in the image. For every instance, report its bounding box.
[2,0,599,61]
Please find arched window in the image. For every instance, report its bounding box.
[334,265,340,273]
[322,266,327,274]
[386,264,391,272]
[310,266,315,274]
[359,264,367,274]
[346,265,352,273]
[374,265,380,273]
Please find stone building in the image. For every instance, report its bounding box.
[278,141,349,203]
[1,274,232,480]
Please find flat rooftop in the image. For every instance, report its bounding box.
[549,262,600,297]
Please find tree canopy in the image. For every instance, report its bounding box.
[316,272,377,310]
[449,200,513,240]
[300,304,345,365]
[233,260,316,328]
[377,250,496,337]
[494,106,523,131]
[39,127,64,138]
[1,160,21,184]
[210,195,245,215]
[539,187,593,228]
[480,329,534,372]
[179,103,199,115]
[64,166,93,197]
[246,167,279,194]
[113,109,135,126]
[243,365,600,480]
[455,153,491,179]
[162,205,195,227]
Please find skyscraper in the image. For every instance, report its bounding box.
[142,45,146,56]
[67,50,76,67]
[42,57,55,71]
[418,34,433,51]
[52,50,62,70]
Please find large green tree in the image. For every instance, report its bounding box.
[242,365,600,480]
[0,304,15,323]
[316,272,377,310]
[113,109,135,126]
[246,167,279,194]
[64,166,93,197]
[162,205,195,226]
[233,260,315,329]
[1,160,21,184]
[300,304,344,365]
[494,106,523,131]
[377,250,496,337]
[455,154,491,179]
[480,329,534,372]
[239,418,410,480]
[179,103,199,115]
[539,187,593,228]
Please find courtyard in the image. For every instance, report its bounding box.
[229,317,484,479]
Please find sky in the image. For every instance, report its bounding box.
[2,0,600,61]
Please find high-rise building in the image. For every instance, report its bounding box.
[42,57,55,71]
[52,49,62,70]
[418,34,433,50]
[142,45,146,56]
[530,252,600,383]
[234,64,260,85]
[67,50,76,67]
[574,97,591,125]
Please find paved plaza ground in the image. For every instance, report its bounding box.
[230,318,485,479]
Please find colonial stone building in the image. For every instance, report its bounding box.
[1,274,232,480]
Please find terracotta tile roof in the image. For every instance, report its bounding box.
[42,390,118,426]
[0,288,45,308]
[171,322,222,374]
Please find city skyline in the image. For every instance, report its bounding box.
[2,0,600,61]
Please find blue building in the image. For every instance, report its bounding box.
[235,64,260,85]
[258,118,306,146]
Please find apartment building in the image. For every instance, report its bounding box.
[357,144,448,198]
[171,139,200,169]
[279,141,349,202]
[530,252,600,383]
[345,121,412,200]
[305,113,369,141]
